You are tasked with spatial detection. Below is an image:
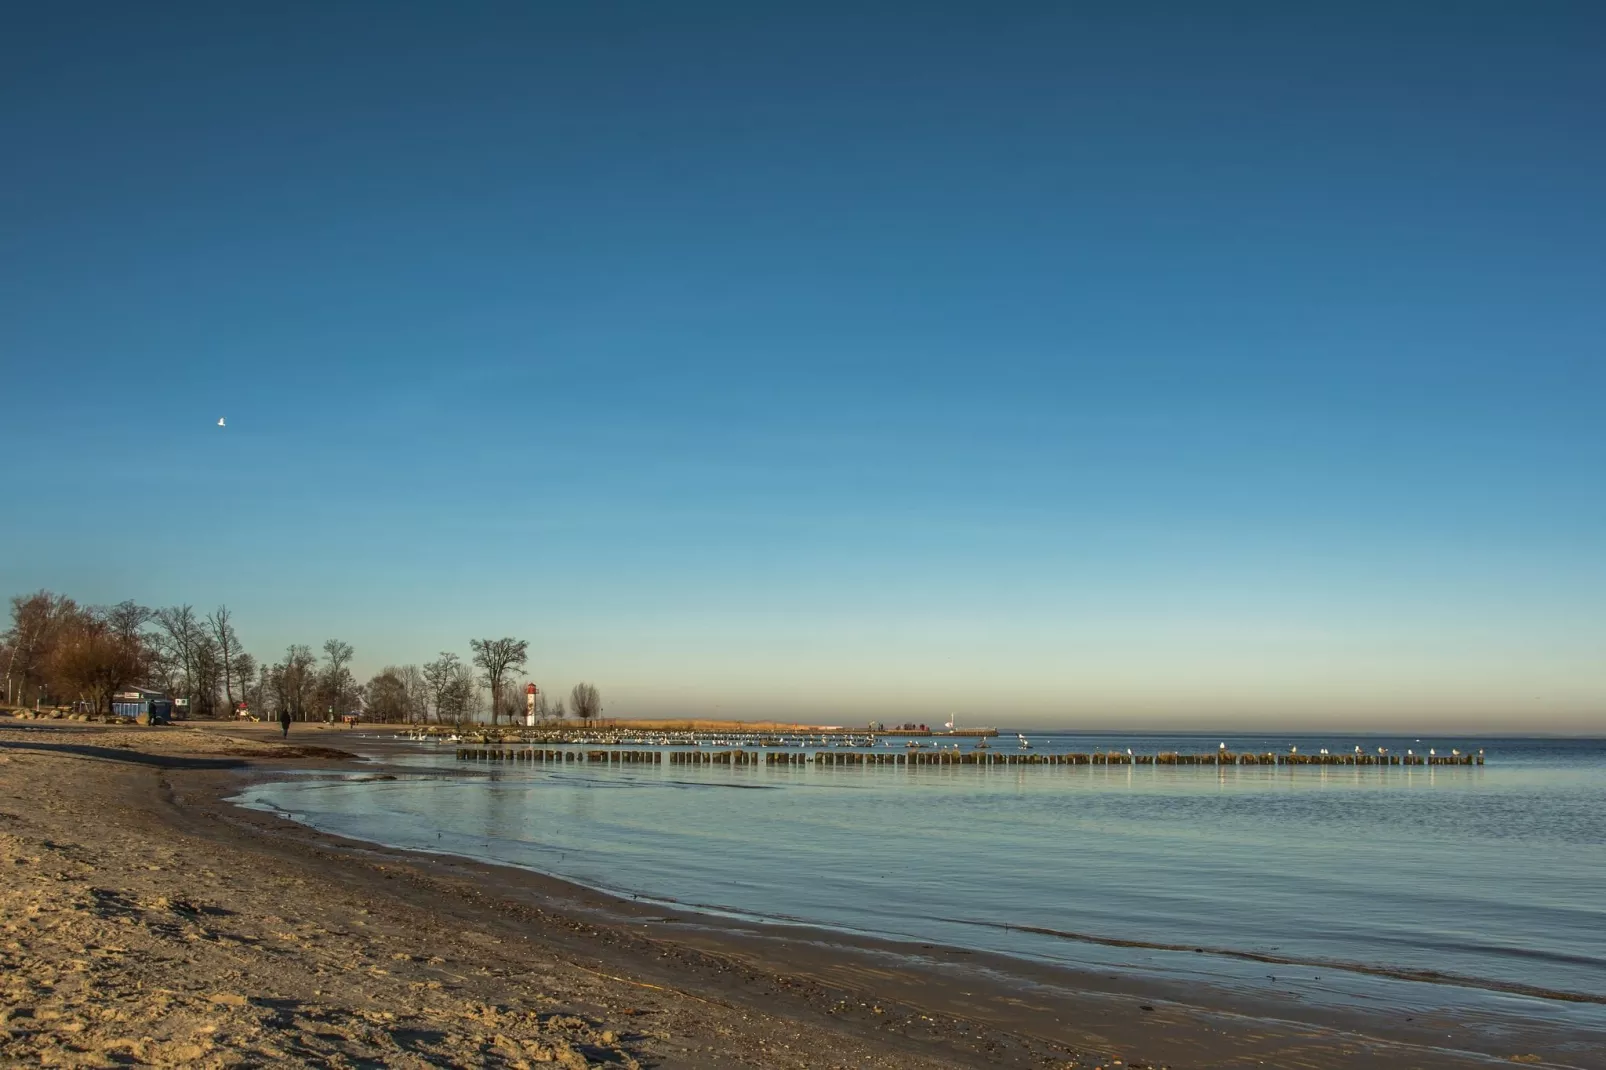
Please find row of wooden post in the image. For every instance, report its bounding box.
[455,748,664,763]
[456,748,1481,767]
[670,750,762,765]
[815,751,1480,766]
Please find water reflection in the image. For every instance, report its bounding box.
[235,735,1606,1042]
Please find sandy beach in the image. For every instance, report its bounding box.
[0,716,1580,1069]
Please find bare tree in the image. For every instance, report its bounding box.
[318,639,358,719]
[104,601,153,652]
[398,664,428,724]
[496,681,525,723]
[155,606,204,713]
[102,600,156,692]
[470,638,528,726]
[422,652,462,724]
[364,668,410,722]
[7,591,77,706]
[322,638,353,676]
[444,662,478,726]
[207,606,241,714]
[256,661,279,721]
[280,644,317,720]
[192,632,224,716]
[570,682,602,724]
[5,586,616,735]
[147,641,181,699]
[232,652,257,716]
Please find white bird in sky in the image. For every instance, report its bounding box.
[217,417,226,427]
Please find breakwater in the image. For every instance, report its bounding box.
[456,748,1483,766]
[455,748,663,763]
[410,726,1002,747]
[810,750,1481,766]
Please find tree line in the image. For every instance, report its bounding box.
[2,590,602,725]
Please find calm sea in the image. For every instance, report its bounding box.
[235,732,1606,1049]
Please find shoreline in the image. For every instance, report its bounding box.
[241,733,1606,1057]
[1,718,1593,1069]
[234,755,1599,1010]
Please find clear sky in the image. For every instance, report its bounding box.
[3,4,1603,731]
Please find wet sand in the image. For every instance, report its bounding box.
[0,716,1587,1068]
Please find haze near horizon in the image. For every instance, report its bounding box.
[3,5,1603,732]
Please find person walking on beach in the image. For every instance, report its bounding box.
[279,706,292,739]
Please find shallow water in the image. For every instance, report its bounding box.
[235,733,1606,1044]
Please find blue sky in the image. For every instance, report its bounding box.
[3,4,1603,729]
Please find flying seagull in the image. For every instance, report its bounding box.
[217,417,226,427]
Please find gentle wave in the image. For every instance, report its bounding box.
[235,734,1606,1039]
[945,917,1606,1005]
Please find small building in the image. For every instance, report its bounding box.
[112,686,174,724]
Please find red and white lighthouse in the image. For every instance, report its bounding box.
[525,683,539,727]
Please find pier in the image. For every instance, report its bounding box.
[456,748,1483,766]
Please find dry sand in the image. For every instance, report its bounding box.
[0,717,1582,1069]
[0,720,1065,1069]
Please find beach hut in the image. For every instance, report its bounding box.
[111,686,175,724]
